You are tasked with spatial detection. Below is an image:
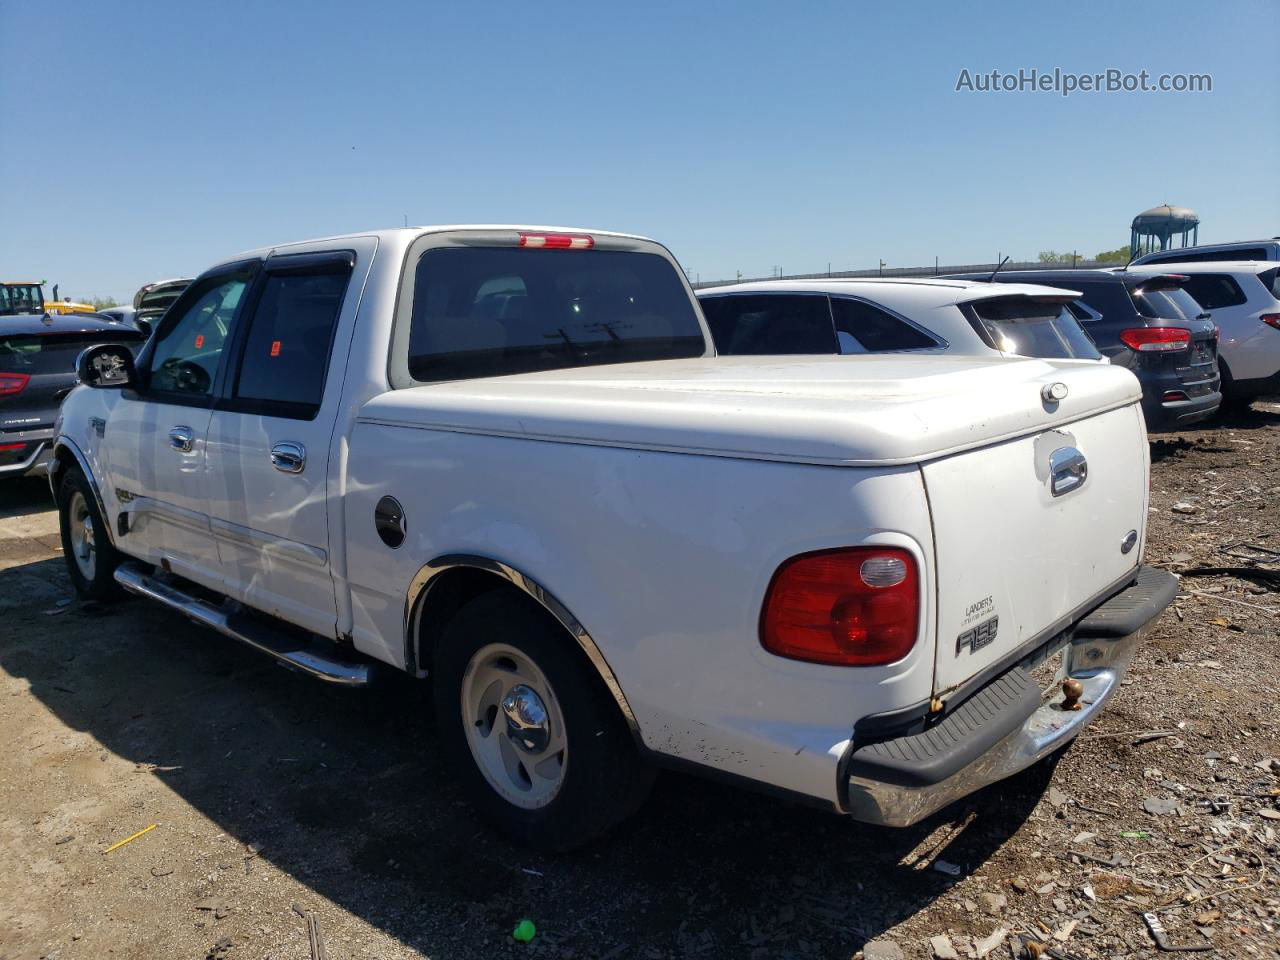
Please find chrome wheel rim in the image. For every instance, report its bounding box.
[68,491,96,581]
[460,643,567,809]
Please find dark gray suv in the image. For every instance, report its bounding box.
[945,269,1221,429]
[1,312,146,478]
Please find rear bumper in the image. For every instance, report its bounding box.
[0,436,53,478]
[1140,381,1221,429]
[841,566,1177,827]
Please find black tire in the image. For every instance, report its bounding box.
[57,465,124,600]
[432,588,654,852]
[1216,360,1253,416]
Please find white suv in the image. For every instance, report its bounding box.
[1124,262,1280,403]
[696,278,1104,362]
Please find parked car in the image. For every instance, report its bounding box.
[945,269,1221,428]
[132,277,192,335]
[96,304,141,330]
[1,312,146,479]
[1123,261,1280,405]
[696,278,1103,362]
[1131,238,1280,267]
[51,225,1175,850]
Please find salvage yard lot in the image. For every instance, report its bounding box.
[1,406,1278,960]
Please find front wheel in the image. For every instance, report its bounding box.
[433,589,654,851]
[58,466,124,600]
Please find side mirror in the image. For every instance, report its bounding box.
[77,344,138,389]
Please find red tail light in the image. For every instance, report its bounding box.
[0,373,30,396]
[1261,313,1280,331]
[1119,328,1191,353]
[0,442,27,453]
[761,547,920,666]
[517,233,594,250]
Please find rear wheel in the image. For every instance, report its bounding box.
[58,466,124,600]
[1216,360,1253,415]
[433,588,654,851]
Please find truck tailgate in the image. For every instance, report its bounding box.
[922,403,1148,694]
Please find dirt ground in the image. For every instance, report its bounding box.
[1,404,1278,960]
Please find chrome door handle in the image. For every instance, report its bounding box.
[1049,446,1087,497]
[168,426,194,452]
[270,441,306,474]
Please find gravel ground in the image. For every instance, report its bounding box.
[1,402,1277,960]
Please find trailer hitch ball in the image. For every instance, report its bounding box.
[1061,677,1084,711]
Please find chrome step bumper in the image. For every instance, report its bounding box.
[842,566,1178,826]
[114,563,372,686]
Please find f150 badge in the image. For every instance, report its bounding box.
[957,614,999,655]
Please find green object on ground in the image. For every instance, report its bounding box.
[1120,831,1149,839]
[512,919,537,943]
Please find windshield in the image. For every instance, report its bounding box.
[405,247,705,382]
[1131,283,1205,320]
[968,298,1101,360]
[0,284,45,316]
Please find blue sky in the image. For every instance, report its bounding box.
[2,0,1276,300]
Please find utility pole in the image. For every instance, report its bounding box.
[879,259,886,277]
[935,255,939,276]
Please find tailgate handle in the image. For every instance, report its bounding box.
[1049,446,1087,497]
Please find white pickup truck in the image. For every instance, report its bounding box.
[53,226,1176,850]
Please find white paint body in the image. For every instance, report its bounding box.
[57,227,1150,806]
[696,277,1101,363]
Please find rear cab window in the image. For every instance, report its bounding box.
[965,298,1101,360]
[397,242,706,383]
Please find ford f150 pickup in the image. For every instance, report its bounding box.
[51,226,1177,850]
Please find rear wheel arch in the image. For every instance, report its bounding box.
[406,555,640,738]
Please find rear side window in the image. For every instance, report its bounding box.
[1178,275,1246,310]
[1261,268,1280,299]
[967,299,1101,360]
[407,248,705,381]
[700,294,836,354]
[0,333,141,375]
[1066,300,1100,322]
[231,263,352,418]
[1130,284,1207,319]
[831,298,938,352]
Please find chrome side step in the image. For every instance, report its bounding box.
[114,563,372,686]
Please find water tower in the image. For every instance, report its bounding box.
[1130,203,1200,257]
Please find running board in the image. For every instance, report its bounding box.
[113,563,372,686]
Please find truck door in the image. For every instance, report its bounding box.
[204,247,367,638]
[105,267,255,590]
